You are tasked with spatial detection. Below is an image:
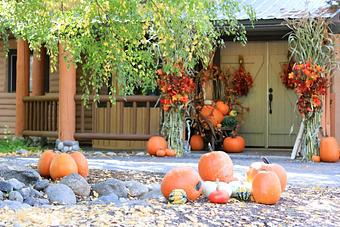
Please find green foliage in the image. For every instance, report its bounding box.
[0,138,40,153]
[222,116,237,129]
[0,0,255,105]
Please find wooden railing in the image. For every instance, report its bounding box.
[23,94,161,141]
[23,95,59,137]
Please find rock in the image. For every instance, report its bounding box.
[0,180,13,193]
[141,188,164,201]
[60,173,90,197]
[0,163,41,185]
[146,183,161,192]
[34,179,50,191]
[0,191,3,200]
[57,142,64,150]
[63,140,79,146]
[0,200,30,210]
[62,146,69,152]
[125,181,149,197]
[119,198,128,203]
[9,191,24,203]
[30,188,44,198]
[135,152,145,156]
[106,152,116,156]
[8,178,25,190]
[19,187,31,199]
[24,197,49,206]
[72,144,80,151]
[93,151,104,156]
[46,184,76,205]
[97,193,119,204]
[16,149,29,156]
[92,178,128,198]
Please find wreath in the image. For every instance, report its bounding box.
[232,56,253,96]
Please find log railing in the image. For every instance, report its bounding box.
[23,94,161,141]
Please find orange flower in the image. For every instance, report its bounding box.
[288,72,295,79]
[312,96,321,107]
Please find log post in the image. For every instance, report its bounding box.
[58,43,76,141]
[15,39,30,136]
[31,47,46,96]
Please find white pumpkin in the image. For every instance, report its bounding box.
[202,181,232,197]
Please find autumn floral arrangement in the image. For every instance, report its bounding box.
[232,57,253,96]
[157,63,196,156]
[280,58,296,89]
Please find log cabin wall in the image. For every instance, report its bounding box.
[0,40,17,138]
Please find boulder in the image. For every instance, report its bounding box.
[97,192,119,204]
[30,188,44,198]
[0,163,41,185]
[24,197,49,206]
[0,200,30,210]
[34,179,50,191]
[60,174,90,197]
[125,181,149,197]
[0,191,3,200]
[92,178,128,198]
[9,191,24,203]
[0,180,13,193]
[141,188,165,201]
[46,184,76,205]
[8,178,25,190]
[19,187,31,199]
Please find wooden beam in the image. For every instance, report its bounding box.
[15,39,30,136]
[31,47,46,96]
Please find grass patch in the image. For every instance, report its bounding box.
[0,138,41,153]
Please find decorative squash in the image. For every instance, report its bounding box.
[202,181,232,198]
[156,149,166,157]
[223,136,245,153]
[252,171,282,205]
[208,180,229,204]
[311,155,320,163]
[37,150,57,177]
[215,101,229,115]
[200,105,224,126]
[165,149,176,157]
[49,153,78,180]
[320,137,339,162]
[161,167,202,201]
[168,189,187,204]
[146,136,167,156]
[246,157,287,192]
[198,151,234,183]
[70,151,89,177]
[190,135,204,151]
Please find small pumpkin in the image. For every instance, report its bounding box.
[190,135,204,151]
[168,189,187,204]
[49,153,78,180]
[37,150,57,177]
[70,151,89,177]
[320,137,339,163]
[246,157,287,192]
[215,101,229,115]
[161,167,202,201]
[198,151,234,183]
[156,149,166,157]
[146,136,167,156]
[311,155,321,163]
[208,179,229,204]
[252,171,282,205]
[202,181,232,198]
[165,149,176,157]
[200,105,224,126]
[223,136,245,153]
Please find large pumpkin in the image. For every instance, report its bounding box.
[320,137,339,162]
[190,135,204,151]
[252,171,282,205]
[200,105,224,126]
[198,151,234,183]
[161,167,202,201]
[49,153,78,180]
[223,136,245,153]
[70,151,89,177]
[215,101,229,115]
[37,150,57,177]
[146,136,167,156]
[246,157,287,192]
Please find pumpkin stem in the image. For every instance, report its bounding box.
[262,156,270,164]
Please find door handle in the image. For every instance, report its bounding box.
[268,88,273,114]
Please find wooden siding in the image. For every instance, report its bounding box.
[333,34,340,143]
[0,93,16,138]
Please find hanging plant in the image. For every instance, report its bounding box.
[280,55,296,89]
[232,56,253,97]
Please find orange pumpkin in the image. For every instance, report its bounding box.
[146,136,167,156]
[223,136,245,153]
[49,153,78,180]
[311,155,320,162]
[70,151,89,177]
[190,135,204,151]
[200,105,224,126]
[161,167,202,201]
[215,101,229,115]
[165,149,176,157]
[246,157,287,192]
[198,151,234,183]
[320,137,339,162]
[37,150,57,177]
[252,170,282,205]
[156,149,166,157]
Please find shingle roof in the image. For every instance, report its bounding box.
[236,0,339,20]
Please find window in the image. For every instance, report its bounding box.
[7,49,50,93]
